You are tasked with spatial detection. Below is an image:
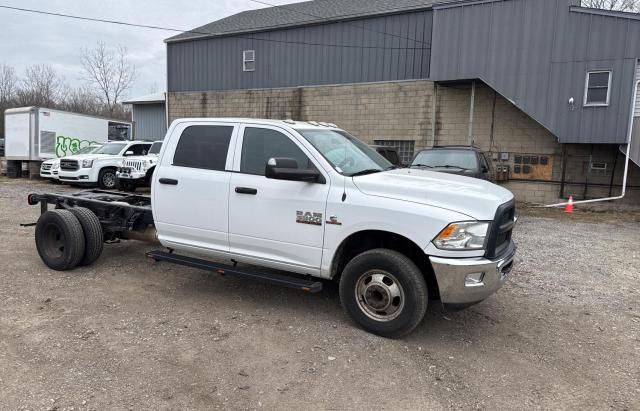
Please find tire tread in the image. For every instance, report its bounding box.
[69,207,103,266]
[35,210,86,270]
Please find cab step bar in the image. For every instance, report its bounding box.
[146,250,323,293]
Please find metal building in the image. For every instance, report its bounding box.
[123,93,167,141]
[164,0,640,203]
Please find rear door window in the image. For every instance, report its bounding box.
[173,125,234,171]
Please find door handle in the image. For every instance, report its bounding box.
[235,187,257,195]
[159,178,178,185]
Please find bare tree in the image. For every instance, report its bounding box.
[60,85,100,115]
[80,41,136,115]
[0,63,17,103]
[581,0,640,12]
[15,64,65,107]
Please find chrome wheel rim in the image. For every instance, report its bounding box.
[355,270,405,321]
[103,172,115,188]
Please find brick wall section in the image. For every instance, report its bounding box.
[169,81,435,147]
[168,80,640,207]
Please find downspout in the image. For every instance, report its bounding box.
[544,79,638,207]
[468,80,476,145]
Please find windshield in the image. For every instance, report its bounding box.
[149,142,162,154]
[75,145,102,155]
[412,149,478,170]
[297,129,391,176]
[94,143,126,155]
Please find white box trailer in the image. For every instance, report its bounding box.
[4,107,131,161]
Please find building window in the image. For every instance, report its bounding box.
[584,71,611,106]
[243,50,255,72]
[373,140,415,164]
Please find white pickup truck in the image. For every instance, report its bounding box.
[28,118,516,337]
[58,140,152,189]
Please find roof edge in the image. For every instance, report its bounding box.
[570,5,640,21]
[164,4,434,44]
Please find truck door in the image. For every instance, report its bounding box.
[153,122,238,253]
[228,125,330,273]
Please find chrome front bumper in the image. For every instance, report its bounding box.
[430,242,516,307]
[116,168,146,181]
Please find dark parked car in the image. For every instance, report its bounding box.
[371,145,403,166]
[410,145,494,181]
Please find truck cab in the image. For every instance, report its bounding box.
[58,141,152,189]
[151,118,516,335]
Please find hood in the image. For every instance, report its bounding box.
[62,153,114,161]
[352,168,514,220]
[123,154,157,162]
[43,158,60,165]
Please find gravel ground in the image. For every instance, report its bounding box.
[0,177,639,410]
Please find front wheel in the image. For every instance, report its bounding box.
[98,168,117,190]
[339,249,428,338]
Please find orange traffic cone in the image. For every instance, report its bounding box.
[564,195,574,214]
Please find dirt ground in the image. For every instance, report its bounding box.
[0,177,638,410]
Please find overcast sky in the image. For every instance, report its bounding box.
[0,0,297,98]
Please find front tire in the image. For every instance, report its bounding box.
[35,210,86,271]
[98,168,117,189]
[339,249,428,338]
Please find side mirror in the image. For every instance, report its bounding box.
[265,158,325,183]
[125,150,134,156]
[481,166,489,173]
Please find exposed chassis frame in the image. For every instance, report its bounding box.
[28,190,154,239]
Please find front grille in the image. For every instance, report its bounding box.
[485,200,515,259]
[41,163,52,171]
[60,159,79,171]
[124,160,145,171]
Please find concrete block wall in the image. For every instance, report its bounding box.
[168,80,640,207]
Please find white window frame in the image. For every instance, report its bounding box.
[583,70,612,107]
[243,50,255,72]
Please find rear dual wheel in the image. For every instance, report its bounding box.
[35,208,103,270]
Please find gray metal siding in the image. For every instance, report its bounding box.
[430,0,640,145]
[167,10,432,92]
[132,103,167,141]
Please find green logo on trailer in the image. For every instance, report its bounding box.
[55,136,99,158]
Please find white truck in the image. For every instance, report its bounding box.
[28,118,516,337]
[115,141,163,192]
[40,144,103,182]
[58,140,153,189]
[4,107,131,176]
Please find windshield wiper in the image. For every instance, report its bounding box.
[438,165,473,171]
[349,169,383,177]
[410,164,435,169]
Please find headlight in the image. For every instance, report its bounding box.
[433,221,489,250]
[82,159,94,168]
